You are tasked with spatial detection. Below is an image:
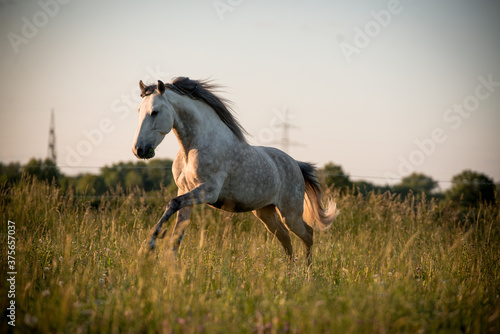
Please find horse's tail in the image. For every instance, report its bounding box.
[298,161,339,230]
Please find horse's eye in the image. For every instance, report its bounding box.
[151,110,159,117]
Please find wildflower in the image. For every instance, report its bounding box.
[24,314,38,327]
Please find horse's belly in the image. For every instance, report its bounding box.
[207,199,256,213]
[209,178,279,212]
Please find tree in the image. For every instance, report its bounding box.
[446,170,496,207]
[102,167,120,189]
[352,180,392,196]
[23,158,61,184]
[125,170,144,189]
[0,162,22,186]
[321,162,352,191]
[145,159,174,191]
[75,174,106,196]
[99,159,174,192]
[393,173,437,197]
[353,180,376,194]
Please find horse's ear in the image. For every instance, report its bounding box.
[139,80,147,96]
[157,80,165,96]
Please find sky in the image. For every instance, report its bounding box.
[1,0,499,190]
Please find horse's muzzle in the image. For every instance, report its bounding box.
[133,145,155,159]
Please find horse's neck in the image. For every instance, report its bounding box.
[172,96,242,155]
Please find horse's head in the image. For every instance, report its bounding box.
[132,80,175,159]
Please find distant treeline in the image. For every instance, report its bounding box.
[319,162,498,208]
[1,158,498,208]
[0,158,177,197]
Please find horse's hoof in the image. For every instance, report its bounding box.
[149,240,156,251]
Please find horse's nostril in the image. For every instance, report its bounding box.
[136,147,144,158]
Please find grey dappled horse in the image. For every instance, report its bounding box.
[132,77,338,265]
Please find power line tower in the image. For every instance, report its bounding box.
[47,109,57,163]
[271,108,304,154]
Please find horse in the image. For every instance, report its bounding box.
[132,77,339,265]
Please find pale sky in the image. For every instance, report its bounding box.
[1,0,499,189]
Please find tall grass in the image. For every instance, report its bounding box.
[1,177,499,333]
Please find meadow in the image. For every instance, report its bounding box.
[1,177,499,333]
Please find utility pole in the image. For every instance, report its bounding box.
[47,109,57,163]
[272,108,303,154]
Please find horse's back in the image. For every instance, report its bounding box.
[250,146,306,207]
[256,146,304,180]
[258,146,305,190]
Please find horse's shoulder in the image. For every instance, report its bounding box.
[172,151,186,176]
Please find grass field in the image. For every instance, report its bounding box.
[1,177,499,333]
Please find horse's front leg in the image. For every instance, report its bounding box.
[170,207,191,252]
[149,184,217,250]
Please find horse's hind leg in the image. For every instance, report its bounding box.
[253,205,293,259]
[278,208,314,266]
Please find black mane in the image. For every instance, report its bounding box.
[142,77,247,142]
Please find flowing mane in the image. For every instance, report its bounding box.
[141,77,247,142]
